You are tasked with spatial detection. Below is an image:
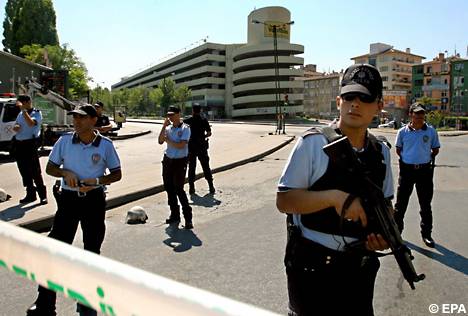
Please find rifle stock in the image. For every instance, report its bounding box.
[323,136,425,289]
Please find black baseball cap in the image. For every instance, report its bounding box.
[409,102,426,113]
[17,94,31,102]
[340,64,383,99]
[94,101,104,108]
[68,104,98,117]
[167,105,181,115]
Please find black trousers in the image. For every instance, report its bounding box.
[34,188,106,314]
[14,139,45,193]
[286,238,380,316]
[162,155,192,221]
[188,149,213,184]
[394,161,434,235]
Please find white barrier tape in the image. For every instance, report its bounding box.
[0,221,281,316]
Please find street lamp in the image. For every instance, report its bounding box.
[252,19,294,134]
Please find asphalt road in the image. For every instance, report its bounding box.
[1,128,467,315]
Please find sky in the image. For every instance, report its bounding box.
[1,0,467,89]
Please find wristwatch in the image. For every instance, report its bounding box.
[96,177,100,185]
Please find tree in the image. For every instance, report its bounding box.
[21,44,90,99]
[2,0,59,56]
[2,0,22,52]
[174,85,192,113]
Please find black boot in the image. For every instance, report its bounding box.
[20,187,37,204]
[26,303,56,316]
[189,182,195,195]
[208,180,215,194]
[37,185,48,205]
[422,234,435,248]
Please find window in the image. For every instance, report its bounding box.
[380,66,389,72]
[444,78,448,84]
[426,78,432,85]
[442,91,448,97]
[415,79,423,86]
[382,76,388,81]
[2,103,20,122]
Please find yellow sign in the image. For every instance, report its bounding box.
[263,21,290,39]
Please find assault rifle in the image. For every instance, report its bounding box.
[323,136,425,290]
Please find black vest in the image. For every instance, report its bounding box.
[300,128,387,239]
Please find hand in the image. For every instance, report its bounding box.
[13,124,21,132]
[80,178,98,186]
[163,117,171,127]
[333,190,368,227]
[62,170,79,188]
[365,233,389,251]
[16,101,23,108]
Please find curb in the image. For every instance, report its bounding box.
[19,135,296,232]
[109,130,152,140]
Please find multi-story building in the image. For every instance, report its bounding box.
[412,53,452,112]
[450,58,468,116]
[303,72,342,118]
[351,43,424,120]
[112,6,304,118]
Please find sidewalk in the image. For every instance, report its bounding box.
[0,122,294,232]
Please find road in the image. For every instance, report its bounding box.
[1,125,468,315]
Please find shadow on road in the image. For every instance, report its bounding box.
[163,223,202,252]
[190,193,221,207]
[407,241,468,276]
[0,202,42,221]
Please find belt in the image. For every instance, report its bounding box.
[62,187,103,198]
[163,155,188,161]
[402,162,431,169]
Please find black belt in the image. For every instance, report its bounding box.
[402,162,431,169]
[163,155,188,161]
[62,187,103,198]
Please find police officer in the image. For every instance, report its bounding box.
[93,101,113,135]
[27,104,122,316]
[394,103,440,248]
[13,94,47,204]
[184,103,215,194]
[277,64,393,316]
[158,105,193,229]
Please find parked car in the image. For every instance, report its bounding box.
[378,120,395,128]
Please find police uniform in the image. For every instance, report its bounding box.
[184,111,214,194]
[30,131,121,315]
[162,121,193,226]
[14,106,47,203]
[95,113,111,128]
[278,127,394,316]
[394,120,440,241]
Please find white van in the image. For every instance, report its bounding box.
[0,94,20,155]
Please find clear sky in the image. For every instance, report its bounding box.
[1,0,467,89]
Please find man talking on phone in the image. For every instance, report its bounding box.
[158,106,193,229]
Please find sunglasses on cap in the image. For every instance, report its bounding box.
[341,93,377,104]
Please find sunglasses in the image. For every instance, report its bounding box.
[341,93,376,104]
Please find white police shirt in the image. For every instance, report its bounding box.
[14,109,42,140]
[277,133,394,251]
[48,132,121,191]
[164,123,191,159]
[395,123,440,164]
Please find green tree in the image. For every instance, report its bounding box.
[21,44,90,99]
[174,85,192,113]
[2,0,22,52]
[3,0,59,56]
[426,110,445,128]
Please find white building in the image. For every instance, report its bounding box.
[112,6,304,118]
